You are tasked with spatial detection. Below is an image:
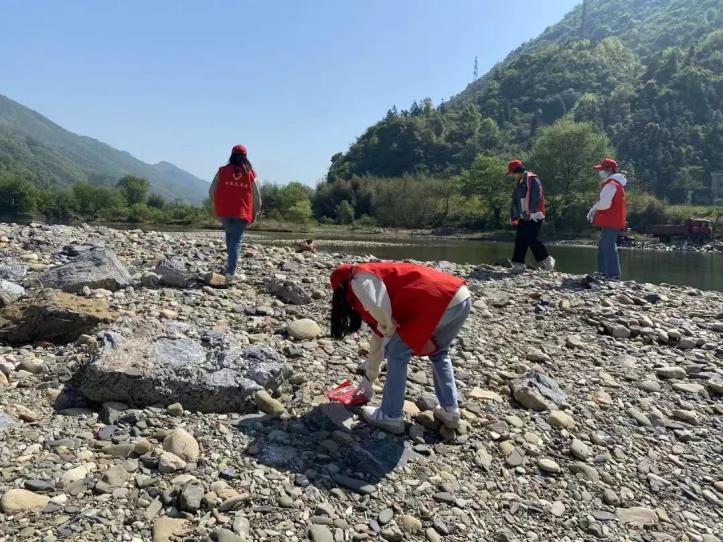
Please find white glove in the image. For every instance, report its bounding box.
[355,376,375,402]
[530,212,545,222]
[587,205,597,223]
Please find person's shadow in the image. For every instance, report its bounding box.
[236,403,416,493]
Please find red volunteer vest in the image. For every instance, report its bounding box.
[348,262,465,355]
[593,179,626,229]
[214,164,256,222]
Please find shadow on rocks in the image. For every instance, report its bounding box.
[236,404,416,494]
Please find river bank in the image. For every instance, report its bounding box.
[1,223,722,541]
[43,218,723,255]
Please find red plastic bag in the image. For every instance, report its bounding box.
[326,379,370,406]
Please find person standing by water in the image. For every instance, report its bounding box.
[508,160,555,272]
[329,262,471,434]
[587,157,627,280]
[209,145,262,281]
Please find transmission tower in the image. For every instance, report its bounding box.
[473,56,478,81]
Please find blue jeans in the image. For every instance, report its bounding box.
[597,228,621,279]
[221,218,247,275]
[380,298,471,418]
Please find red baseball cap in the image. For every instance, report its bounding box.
[507,159,524,174]
[231,144,247,155]
[593,157,617,171]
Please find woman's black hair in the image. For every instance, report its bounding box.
[513,165,526,174]
[228,152,254,176]
[331,283,362,339]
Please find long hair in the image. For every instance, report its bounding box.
[331,283,362,339]
[228,152,254,176]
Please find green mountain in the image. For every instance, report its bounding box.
[0,94,209,203]
[328,0,723,203]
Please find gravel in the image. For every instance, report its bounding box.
[0,223,722,541]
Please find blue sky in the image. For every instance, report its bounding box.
[1,0,579,185]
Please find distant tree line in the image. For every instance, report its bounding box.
[0,173,209,225]
[2,119,720,235]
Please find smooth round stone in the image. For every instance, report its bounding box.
[547,410,575,429]
[537,458,561,474]
[638,380,662,392]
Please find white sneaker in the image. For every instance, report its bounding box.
[541,256,556,271]
[434,406,461,429]
[360,406,405,434]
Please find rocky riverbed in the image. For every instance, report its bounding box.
[551,237,723,254]
[1,223,722,542]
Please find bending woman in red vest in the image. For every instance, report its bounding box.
[330,262,471,434]
[209,145,262,280]
[587,157,627,280]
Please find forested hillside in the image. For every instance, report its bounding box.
[0,94,209,203]
[327,0,723,204]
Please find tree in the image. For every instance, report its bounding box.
[117,175,150,206]
[72,183,124,218]
[459,154,509,227]
[335,200,354,224]
[528,120,613,226]
[285,199,313,223]
[528,119,612,228]
[0,177,36,218]
[147,194,166,209]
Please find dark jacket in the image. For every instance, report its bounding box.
[510,172,544,223]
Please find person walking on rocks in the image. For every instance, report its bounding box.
[209,144,262,281]
[329,262,471,434]
[587,157,627,280]
[508,159,555,272]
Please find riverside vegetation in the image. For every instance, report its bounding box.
[0,223,722,542]
[2,122,722,240]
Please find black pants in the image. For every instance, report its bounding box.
[512,220,549,264]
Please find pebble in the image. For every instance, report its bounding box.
[538,458,561,474]
[162,428,200,462]
[400,514,422,533]
[152,517,188,542]
[547,410,575,429]
[158,451,186,473]
[550,501,565,517]
[309,525,334,542]
[166,402,184,416]
[1,489,50,513]
[616,507,658,527]
[254,390,285,415]
[378,508,394,525]
[0,224,721,541]
[569,439,590,460]
[569,462,600,482]
[656,366,687,379]
[287,318,322,340]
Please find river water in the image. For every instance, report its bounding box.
[247,231,723,292]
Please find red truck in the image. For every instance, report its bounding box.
[649,218,714,242]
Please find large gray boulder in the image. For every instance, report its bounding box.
[81,322,291,413]
[0,290,115,345]
[0,280,25,307]
[264,278,312,305]
[510,371,568,411]
[0,263,27,283]
[155,259,194,288]
[40,249,131,293]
